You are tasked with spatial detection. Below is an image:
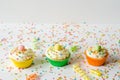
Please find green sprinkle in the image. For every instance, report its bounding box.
[70,46,78,53]
[32,37,40,42]
[118,40,120,43]
[93,45,101,51]
[0,43,2,46]
[113,52,116,55]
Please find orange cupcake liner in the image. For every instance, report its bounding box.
[85,51,108,66]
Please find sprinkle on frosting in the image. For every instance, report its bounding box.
[10,45,35,61]
[86,45,108,58]
[18,45,26,51]
[54,44,63,51]
[46,44,70,60]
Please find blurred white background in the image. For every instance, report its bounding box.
[0,0,120,24]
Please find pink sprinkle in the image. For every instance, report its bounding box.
[18,45,25,51]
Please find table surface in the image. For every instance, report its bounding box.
[0,23,120,80]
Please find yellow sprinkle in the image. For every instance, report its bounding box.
[78,69,84,73]
[100,34,105,37]
[54,44,63,51]
[73,65,77,68]
[104,75,108,78]
[73,64,91,80]
[83,76,91,80]
[75,67,81,70]
[80,72,86,77]
[73,63,79,67]
[90,69,102,77]
[57,77,62,80]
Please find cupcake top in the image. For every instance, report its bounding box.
[86,45,108,59]
[9,45,35,61]
[46,44,70,60]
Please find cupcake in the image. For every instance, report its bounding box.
[45,44,70,67]
[9,45,35,68]
[85,45,108,66]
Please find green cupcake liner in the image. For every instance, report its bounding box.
[46,56,70,67]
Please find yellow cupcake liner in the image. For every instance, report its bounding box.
[10,58,34,68]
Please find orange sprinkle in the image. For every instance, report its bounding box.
[26,73,38,80]
[88,47,92,51]
[93,51,98,54]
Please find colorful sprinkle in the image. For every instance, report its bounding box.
[0,23,119,80]
[70,46,78,53]
[26,73,40,80]
[90,69,102,77]
[73,64,90,80]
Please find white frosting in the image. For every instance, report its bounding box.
[46,46,70,60]
[10,48,35,61]
[86,47,107,59]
